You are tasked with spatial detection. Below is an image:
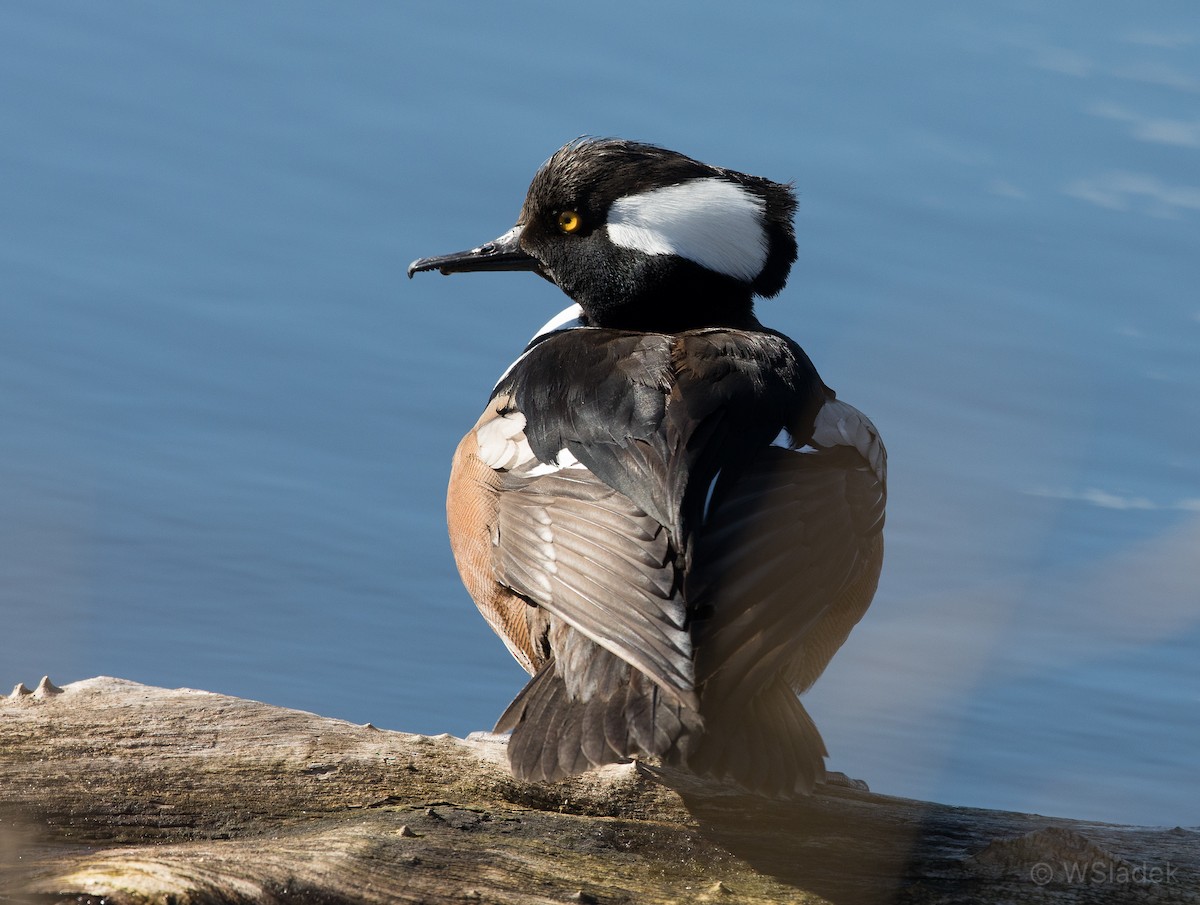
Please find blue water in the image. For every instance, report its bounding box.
[2,3,1197,827]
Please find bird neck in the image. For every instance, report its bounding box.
[576,269,762,334]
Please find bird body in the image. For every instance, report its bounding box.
[410,139,885,796]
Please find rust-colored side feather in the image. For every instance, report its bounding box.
[446,402,543,676]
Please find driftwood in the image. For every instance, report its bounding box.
[1,676,1195,904]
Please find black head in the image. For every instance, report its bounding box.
[408,138,798,332]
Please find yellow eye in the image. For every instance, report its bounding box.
[557,210,582,234]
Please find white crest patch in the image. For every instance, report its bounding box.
[606,178,768,281]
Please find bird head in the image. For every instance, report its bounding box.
[408,138,797,333]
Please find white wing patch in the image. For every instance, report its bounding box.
[606,178,768,282]
[476,411,532,470]
[525,446,588,477]
[482,305,593,473]
[771,428,818,454]
[811,399,887,484]
[772,401,886,484]
[476,410,588,476]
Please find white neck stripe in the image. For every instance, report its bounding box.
[530,303,585,340]
[606,178,767,282]
[493,304,586,390]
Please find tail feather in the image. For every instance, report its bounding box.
[495,664,561,780]
[603,679,632,760]
[580,693,614,766]
[495,641,825,795]
[496,650,702,783]
[687,676,826,797]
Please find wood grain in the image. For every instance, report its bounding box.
[2,676,1195,904]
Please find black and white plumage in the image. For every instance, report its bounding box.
[408,138,886,797]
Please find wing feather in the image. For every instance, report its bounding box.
[493,468,696,707]
[473,325,885,793]
[691,402,886,702]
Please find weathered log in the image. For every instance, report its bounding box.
[1,676,1195,904]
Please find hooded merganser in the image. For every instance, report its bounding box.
[409,138,885,797]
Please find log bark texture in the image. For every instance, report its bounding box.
[1,676,1196,904]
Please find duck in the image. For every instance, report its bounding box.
[408,138,885,797]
